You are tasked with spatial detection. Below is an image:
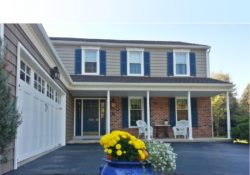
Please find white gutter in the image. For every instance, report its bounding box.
[206,48,211,77]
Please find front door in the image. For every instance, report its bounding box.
[83,100,99,135]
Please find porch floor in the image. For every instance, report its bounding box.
[67,137,231,144]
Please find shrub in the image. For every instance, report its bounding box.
[0,46,21,162]
[231,115,249,141]
[145,140,177,174]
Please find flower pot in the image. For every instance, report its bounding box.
[100,158,155,175]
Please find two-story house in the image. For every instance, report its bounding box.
[0,24,232,174]
[50,37,232,141]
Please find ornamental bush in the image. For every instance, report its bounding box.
[146,140,177,174]
[100,130,148,162]
[0,46,21,160]
[232,115,249,142]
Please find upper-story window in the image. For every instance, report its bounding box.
[174,51,190,76]
[82,48,100,75]
[127,50,144,76]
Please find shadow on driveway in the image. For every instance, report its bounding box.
[5,142,249,175]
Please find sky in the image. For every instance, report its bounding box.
[1,0,250,97]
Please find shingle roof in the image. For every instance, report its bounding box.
[50,37,209,48]
[70,75,230,84]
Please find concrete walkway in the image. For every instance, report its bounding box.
[5,142,249,175]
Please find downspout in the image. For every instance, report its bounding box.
[206,48,211,77]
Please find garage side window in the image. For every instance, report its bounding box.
[34,72,45,94]
[47,84,54,100]
[20,61,31,84]
[55,92,61,104]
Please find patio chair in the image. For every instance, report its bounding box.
[172,120,189,139]
[136,120,153,139]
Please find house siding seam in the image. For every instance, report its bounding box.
[52,44,208,78]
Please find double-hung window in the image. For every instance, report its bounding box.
[82,48,99,75]
[127,50,144,76]
[174,51,189,76]
[129,97,144,127]
[176,98,188,121]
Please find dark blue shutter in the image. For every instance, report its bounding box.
[169,98,176,127]
[100,50,106,75]
[144,51,150,76]
[167,52,174,76]
[190,52,196,76]
[122,98,128,128]
[191,98,198,127]
[120,51,127,75]
[144,98,147,124]
[75,49,82,74]
[75,99,82,136]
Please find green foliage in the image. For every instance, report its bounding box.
[145,140,177,174]
[212,72,239,137]
[239,84,250,115]
[0,47,20,156]
[232,115,249,141]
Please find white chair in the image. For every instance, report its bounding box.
[172,120,189,139]
[136,120,153,139]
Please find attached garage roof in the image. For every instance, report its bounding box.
[70,75,231,84]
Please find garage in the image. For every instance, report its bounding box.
[15,43,66,165]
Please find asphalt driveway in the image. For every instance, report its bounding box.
[5,142,249,175]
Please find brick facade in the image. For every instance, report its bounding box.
[109,96,212,138]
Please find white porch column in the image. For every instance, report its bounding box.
[226,91,231,139]
[187,91,193,139]
[106,90,110,134]
[146,90,151,140]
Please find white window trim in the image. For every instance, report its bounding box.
[173,50,190,76]
[81,47,100,75]
[127,48,144,76]
[175,97,188,123]
[128,96,144,128]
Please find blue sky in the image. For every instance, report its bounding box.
[1,0,249,97]
[44,24,249,97]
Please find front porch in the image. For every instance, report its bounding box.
[70,88,232,141]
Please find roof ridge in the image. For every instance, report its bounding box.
[50,37,209,47]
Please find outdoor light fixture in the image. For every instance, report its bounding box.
[51,66,60,79]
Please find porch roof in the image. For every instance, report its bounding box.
[71,75,230,84]
[69,76,233,97]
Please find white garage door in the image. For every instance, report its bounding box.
[16,46,65,164]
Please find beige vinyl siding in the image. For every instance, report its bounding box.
[192,49,207,77]
[105,47,121,76]
[53,44,208,77]
[53,45,75,74]
[148,48,170,77]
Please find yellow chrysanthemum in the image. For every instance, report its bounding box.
[138,150,143,155]
[115,144,121,150]
[107,149,112,154]
[116,150,122,156]
[140,153,146,160]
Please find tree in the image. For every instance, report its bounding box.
[0,45,20,162]
[211,72,239,137]
[239,83,250,115]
